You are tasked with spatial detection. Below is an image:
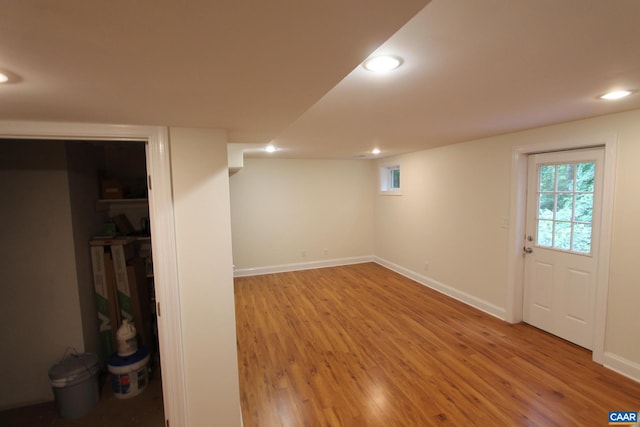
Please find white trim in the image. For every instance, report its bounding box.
[234,255,507,321]
[506,132,617,365]
[234,256,374,277]
[603,352,640,383]
[374,257,506,320]
[0,121,187,427]
[593,141,617,363]
[505,149,528,323]
[144,128,188,426]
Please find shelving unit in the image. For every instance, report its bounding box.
[92,195,158,368]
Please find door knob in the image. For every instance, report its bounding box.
[523,247,533,254]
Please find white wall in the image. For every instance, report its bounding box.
[229,158,374,271]
[162,110,640,426]
[169,128,242,426]
[0,140,85,409]
[375,141,511,312]
[374,109,640,375]
[65,142,108,357]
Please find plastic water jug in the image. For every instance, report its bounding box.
[116,319,138,357]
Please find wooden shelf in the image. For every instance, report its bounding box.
[97,198,148,204]
[95,198,148,211]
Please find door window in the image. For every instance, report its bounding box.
[536,161,595,254]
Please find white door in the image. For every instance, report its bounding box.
[523,148,604,350]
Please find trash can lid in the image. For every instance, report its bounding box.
[108,345,149,367]
[49,353,100,381]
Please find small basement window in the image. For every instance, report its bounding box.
[380,164,401,194]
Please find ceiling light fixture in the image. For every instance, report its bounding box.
[265,145,277,153]
[599,90,633,100]
[0,72,9,83]
[363,55,402,72]
[371,148,381,155]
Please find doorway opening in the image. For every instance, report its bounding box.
[0,138,162,423]
[522,147,604,350]
[0,122,186,426]
[506,134,617,364]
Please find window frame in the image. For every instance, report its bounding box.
[379,163,402,195]
[535,160,596,256]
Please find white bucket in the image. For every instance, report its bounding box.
[107,345,149,399]
[116,319,137,357]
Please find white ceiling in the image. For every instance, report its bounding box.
[2,0,640,159]
[275,0,640,159]
[0,0,428,142]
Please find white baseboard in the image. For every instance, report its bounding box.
[373,256,506,321]
[233,256,374,277]
[235,255,506,320]
[603,352,640,383]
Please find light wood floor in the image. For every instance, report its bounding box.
[235,263,640,426]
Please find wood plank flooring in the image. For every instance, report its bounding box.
[234,263,640,426]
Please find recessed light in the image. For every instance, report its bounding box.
[599,90,633,100]
[265,145,277,153]
[371,148,381,155]
[363,55,402,72]
[0,72,9,83]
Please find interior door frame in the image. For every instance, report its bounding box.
[505,133,617,364]
[0,120,187,426]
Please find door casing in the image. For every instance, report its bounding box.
[0,121,187,426]
[506,133,616,364]
[523,148,604,350]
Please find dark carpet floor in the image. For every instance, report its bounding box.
[0,372,164,427]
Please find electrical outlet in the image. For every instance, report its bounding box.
[424,262,430,271]
[301,250,307,258]
[323,248,328,255]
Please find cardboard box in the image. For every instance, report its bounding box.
[103,254,122,329]
[111,245,152,351]
[90,237,152,360]
[111,214,135,236]
[90,246,120,362]
[136,239,154,278]
[101,179,123,199]
[127,258,152,351]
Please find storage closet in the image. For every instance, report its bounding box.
[0,138,163,424]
